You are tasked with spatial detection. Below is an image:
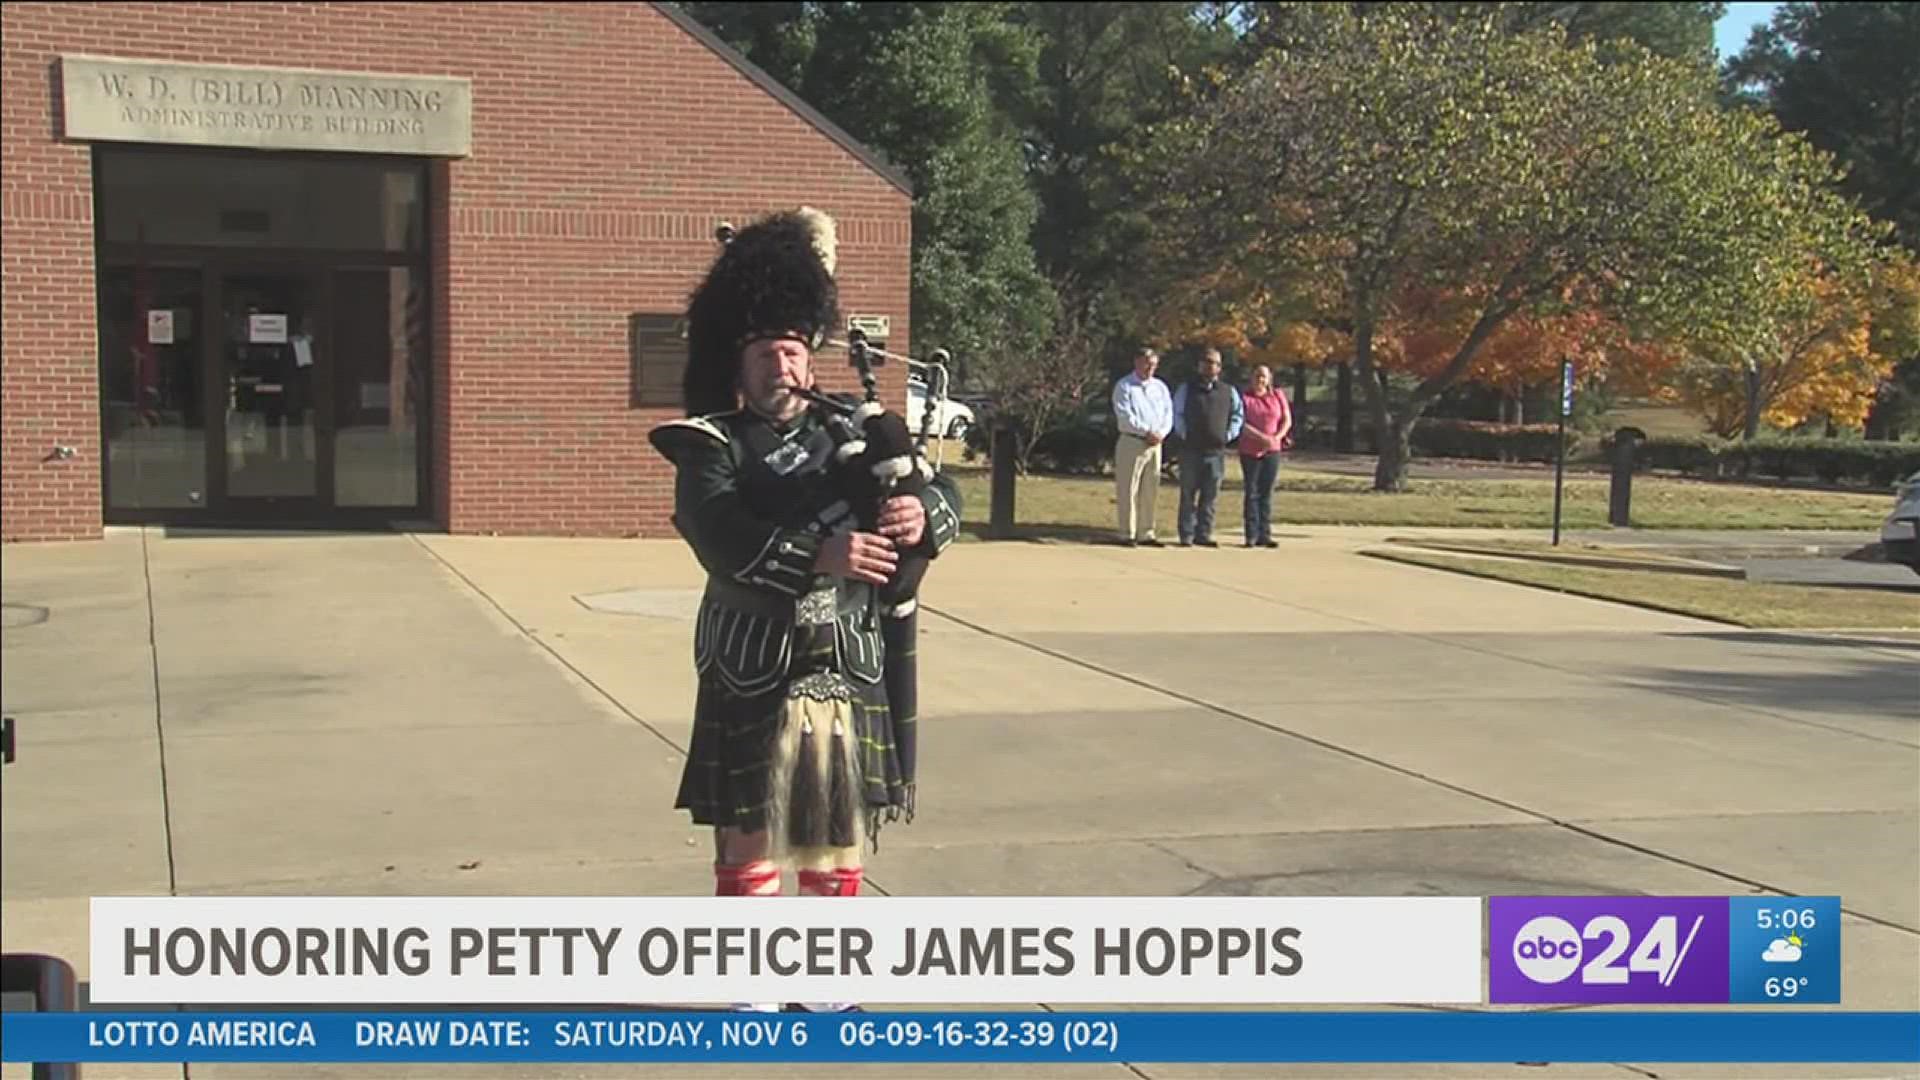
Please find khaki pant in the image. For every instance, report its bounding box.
[1114,433,1162,541]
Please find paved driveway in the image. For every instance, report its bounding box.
[3,527,1914,1079]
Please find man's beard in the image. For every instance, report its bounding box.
[748,384,805,420]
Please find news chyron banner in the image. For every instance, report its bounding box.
[88,896,1483,1005]
[3,894,1911,1066]
[83,894,1848,1010]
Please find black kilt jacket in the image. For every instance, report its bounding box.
[647,403,962,834]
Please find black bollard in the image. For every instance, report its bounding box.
[989,420,1017,539]
[1609,427,1645,528]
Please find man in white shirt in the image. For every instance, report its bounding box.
[1111,346,1174,547]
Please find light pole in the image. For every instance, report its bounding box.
[1553,357,1572,547]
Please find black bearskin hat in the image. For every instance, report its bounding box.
[682,207,839,416]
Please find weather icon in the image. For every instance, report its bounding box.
[1762,934,1805,963]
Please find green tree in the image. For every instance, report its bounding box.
[1225,1,1723,446]
[1013,4,1237,292]
[676,1,819,88]
[1128,4,1881,490]
[1238,2,1724,63]
[1725,2,1920,437]
[970,274,1114,472]
[679,3,1054,368]
[1724,2,1918,244]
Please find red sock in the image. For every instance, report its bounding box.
[798,867,863,897]
[715,860,781,896]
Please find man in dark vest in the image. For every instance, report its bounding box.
[1171,347,1244,547]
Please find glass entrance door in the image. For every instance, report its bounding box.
[95,146,432,527]
[216,269,325,506]
[99,264,209,510]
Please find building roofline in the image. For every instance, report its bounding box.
[651,2,914,198]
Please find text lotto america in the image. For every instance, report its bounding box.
[124,925,1308,979]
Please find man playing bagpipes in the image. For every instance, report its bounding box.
[646,208,962,1011]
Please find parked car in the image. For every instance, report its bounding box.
[1880,470,1920,576]
[906,374,976,439]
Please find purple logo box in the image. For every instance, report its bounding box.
[1489,896,1729,1004]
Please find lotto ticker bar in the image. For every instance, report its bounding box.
[4,1012,1918,1064]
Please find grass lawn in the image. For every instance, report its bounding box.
[1363,550,1920,630]
[948,464,1892,538]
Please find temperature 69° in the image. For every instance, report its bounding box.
[1765,976,1810,999]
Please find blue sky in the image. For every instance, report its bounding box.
[1715,2,1781,59]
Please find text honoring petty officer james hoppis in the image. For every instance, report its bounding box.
[89,897,1481,1005]
[60,55,471,156]
[120,922,1307,982]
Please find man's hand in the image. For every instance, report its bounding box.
[1146,432,1164,447]
[876,495,927,548]
[816,530,899,586]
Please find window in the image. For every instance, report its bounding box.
[630,314,686,408]
[97,147,424,253]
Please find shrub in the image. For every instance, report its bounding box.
[1600,434,1920,487]
[960,418,1114,475]
[1408,419,1580,463]
[1027,423,1114,475]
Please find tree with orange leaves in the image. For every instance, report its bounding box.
[1125,6,1882,490]
[1379,284,1686,420]
[1664,249,1920,437]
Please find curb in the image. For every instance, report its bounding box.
[1379,538,1745,580]
[1358,549,1746,627]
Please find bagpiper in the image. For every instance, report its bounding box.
[647,207,962,930]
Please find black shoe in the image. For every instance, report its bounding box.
[1261,539,1279,548]
[1177,539,1192,548]
[1197,539,1219,548]
[1140,538,1163,548]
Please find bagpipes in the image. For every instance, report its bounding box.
[796,329,952,722]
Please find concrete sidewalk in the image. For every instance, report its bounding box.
[3,526,1915,1080]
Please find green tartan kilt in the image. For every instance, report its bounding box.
[674,621,914,846]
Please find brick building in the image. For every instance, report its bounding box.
[0,2,913,542]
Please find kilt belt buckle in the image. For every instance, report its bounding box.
[789,671,853,701]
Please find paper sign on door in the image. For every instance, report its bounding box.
[249,314,289,344]
[147,310,175,345]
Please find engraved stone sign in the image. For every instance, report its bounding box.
[61,55,471,157]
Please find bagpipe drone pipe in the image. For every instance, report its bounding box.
[796,329,952,724]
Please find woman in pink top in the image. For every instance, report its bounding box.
[1235,365,1293,548]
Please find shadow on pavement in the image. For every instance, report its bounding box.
[159,526,403,540]
[1626,652,1920,720]
[1679,631,1920,651]
[959,522,1118,545]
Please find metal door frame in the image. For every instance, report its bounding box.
[91,146,437,530]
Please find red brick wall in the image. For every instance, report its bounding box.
[0,2,913,541]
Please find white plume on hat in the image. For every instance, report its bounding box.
[796,205,837,276]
